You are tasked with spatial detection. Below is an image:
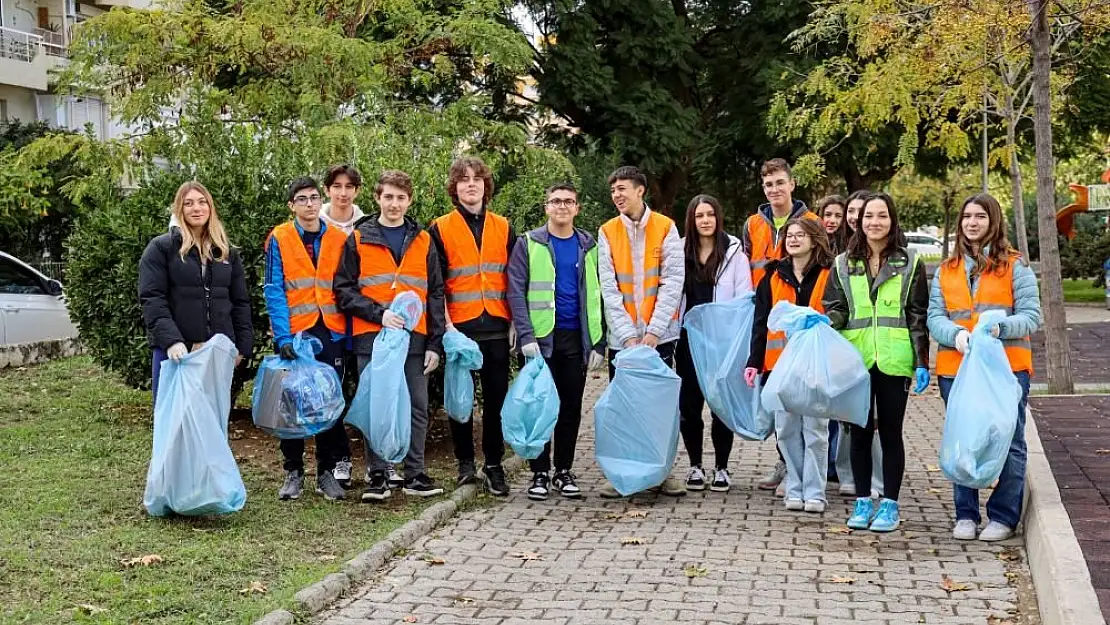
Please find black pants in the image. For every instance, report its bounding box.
[448,337,510,467]
[280,324,350,473]
[675,335,733,470]
[607,341,676,381]
[530,330,587,474]
[849,366,910,501]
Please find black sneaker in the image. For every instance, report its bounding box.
[552,470,582,498]
[457,460,478,487]
[386,467,405,488]
[483,464,509,497]
[361,470,391,502]
[527,473,550,500]
[402,473,444,498]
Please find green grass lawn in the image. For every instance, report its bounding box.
[0,357,451,624]
[1062,278,1105,304]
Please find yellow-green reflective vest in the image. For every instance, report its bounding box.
[835,250,918,377]
[526,236,603,346]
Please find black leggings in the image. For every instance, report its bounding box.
[849,367,910,501]
[675,336,733,470]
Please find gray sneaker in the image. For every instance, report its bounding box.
[279,470,303,500]
[758,461,787,490]
[316,470,346,501]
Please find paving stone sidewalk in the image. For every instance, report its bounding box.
[318,377,1038,625]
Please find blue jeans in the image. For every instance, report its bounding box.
[938,371,1031,528]
[774,411,829,502]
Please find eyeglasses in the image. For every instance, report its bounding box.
[546,198,578,208]
[763,179,791,190]
[293,194,323,206]
[784,233,809,241]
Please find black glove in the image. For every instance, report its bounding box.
[279,343,297,360]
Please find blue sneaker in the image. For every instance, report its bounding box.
[869,498,900,533]
[847,497,874,530]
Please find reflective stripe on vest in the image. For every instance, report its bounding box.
[600,212,676,327]
[434,210,511,323]
[748,210,821,287]
[350,229,431,336]
[935,255,1032,376]
[764,268,831,372]
[524,236,603,346]
[270,222,348,335]
[836,250,917,377]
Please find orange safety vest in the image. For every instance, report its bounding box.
[936,255,1033,377]
[269,222,347,335]
[600,211,677,326]
[351,229,431,336]
[433,210,511,324]
[748,210,820,287]
[764,268,830,372]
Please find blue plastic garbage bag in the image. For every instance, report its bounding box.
[251,333,345,439]
[443,329,483,423]
[940,311,1022,489]
[761,301,871,427]
[143,334,247,517]
[683,293,773,440]
[348,291,424,464]
[501,357,560,460]
[594,346,682,496]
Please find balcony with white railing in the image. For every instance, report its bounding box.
[0,26,50,90]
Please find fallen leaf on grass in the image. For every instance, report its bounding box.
[940,575,971,592]
[510,551,543,561]
[239,581,268,595]
[826,526,853,535]
[75,604,106,615]
[120,554,164,568]
[403,616,418,623]
[684,565,708,578]
[317,555,337,562]
[998,551,1020,562]
[925,465,941,472]
[620,537,645,545]
[828,576,856,584]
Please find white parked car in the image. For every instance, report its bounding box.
[0,251,78,345]
[905,232,944,257]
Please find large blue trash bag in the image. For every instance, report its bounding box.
[940,311,1023,489]
[348,291,424,464]
[501,357,560,460]
[143,334,247,517]
[251,333,345,439]
[761,301,871,427]
[594,346,682,496]
[683,293,773,440]
[443,329,483,423]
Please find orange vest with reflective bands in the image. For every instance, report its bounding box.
[351,229,431,336]
[270,222,348,335]
[600,211,677,326]
[764,268,830,372]
[747,210,821,287]
[936,255,1033,377]
[433,210,511,324]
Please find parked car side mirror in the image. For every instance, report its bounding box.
[46,279,64,296]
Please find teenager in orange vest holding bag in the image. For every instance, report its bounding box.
[741,158,820,492]
[334,170,447,502]
[596,166,686,498]
[928,193,1041,542]
[427,157,517,497]
[744,219,835,513]
[264,177,352,502]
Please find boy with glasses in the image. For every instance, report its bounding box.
[264,177,352,501]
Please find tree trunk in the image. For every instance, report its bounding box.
[942,191,954,257]
[1027,0,1074,394]
[647,163,689,217]
[1005,98,1031,260]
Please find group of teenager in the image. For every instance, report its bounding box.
[138,155,1040,541]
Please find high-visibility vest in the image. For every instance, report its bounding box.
[747,210,821,287]
[936,255,1033,376]
[835,250,918,377]
[764,267,831,372]
[433,210,511,324]
[525,236,604,346]
[600,211,677,326]
[351,229,431,335]
[269,222,347,335]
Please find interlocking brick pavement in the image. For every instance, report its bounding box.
[317,376,1038,625]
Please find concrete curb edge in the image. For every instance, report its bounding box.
[252,453,527,625]
[1023,413,1106,625]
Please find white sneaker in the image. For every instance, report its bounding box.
[784,498,804,511]
[386,467,404,488]
[709,469,731,492]
[685,466,707,491]
[953,519,978,540]
[333,459,352,487]
[978,521,1015,542]
[838,482,856,496]
[804,499,826,513]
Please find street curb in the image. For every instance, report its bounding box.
[252,453,526,625]
[1023,413,1106,625]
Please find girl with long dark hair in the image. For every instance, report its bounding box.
[818,195,849,254]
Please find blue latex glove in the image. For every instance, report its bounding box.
[913,367,929,394]
[803,313,831,329]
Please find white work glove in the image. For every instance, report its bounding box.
[521,342,541,359]
[588,351,605,371]
[955,330,971,355]
[508,324,517,350]
[382,310,405,330]
[167,342,188,361]
[423,350,440,375]
[990,323,1001,338]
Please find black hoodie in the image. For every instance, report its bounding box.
[746,258,831,372]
